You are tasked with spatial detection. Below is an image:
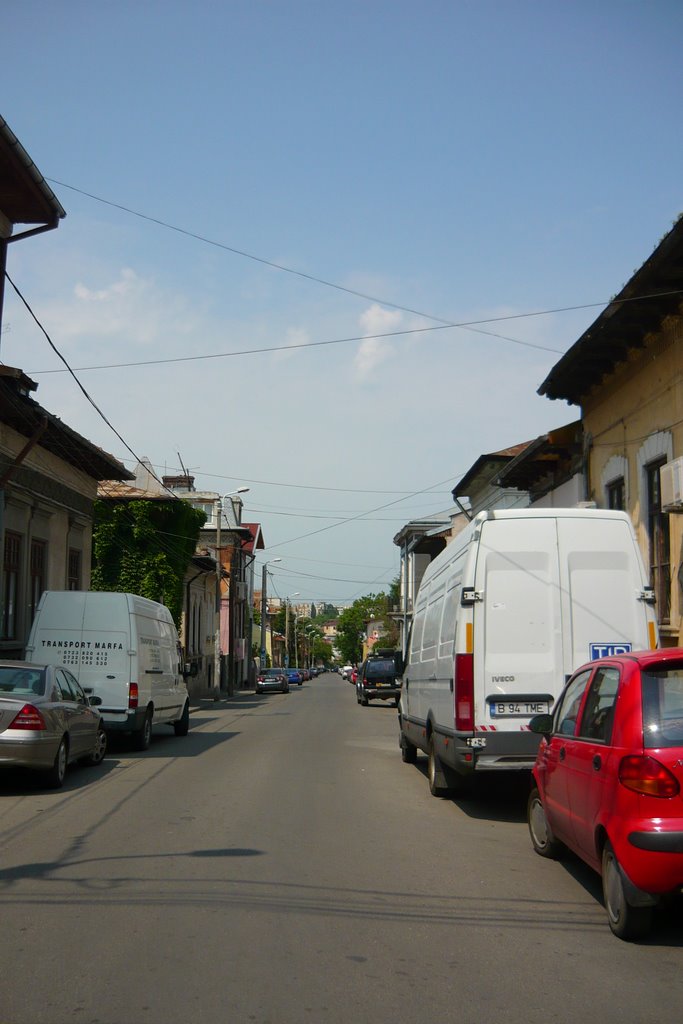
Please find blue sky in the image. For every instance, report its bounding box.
[2,1,682,604]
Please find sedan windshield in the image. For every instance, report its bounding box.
[641,665,683,748]
[0,667,46,697]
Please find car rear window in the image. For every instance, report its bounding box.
[365,660,395,679]
[641,665,683,748]
[0,667,46,696]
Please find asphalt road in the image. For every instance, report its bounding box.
[1,673,682,1024]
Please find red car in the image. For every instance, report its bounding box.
[527,648,683,941]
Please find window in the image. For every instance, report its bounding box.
[641,664,683,748]
[29,539,47,625]
[606,477,625,510]
[578,667,620,742]
[555,669,592,737]
[2,532,21,640]
[646,459,671,621]
[68,549,81,591]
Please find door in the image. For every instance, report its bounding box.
[564,665,622,870]
[539,668,594,849]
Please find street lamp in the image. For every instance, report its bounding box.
[215,487,250,695]
[259,558,282,670]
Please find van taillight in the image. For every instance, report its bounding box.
[9,704,46,731]
[455,653,474,731]
[129,683,139,709]
[619,755,680,798]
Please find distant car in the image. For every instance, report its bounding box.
[528,648,683,940]
[0,661,107,788]
[256,668,289,694]
[356,656,400,707]
[341,665,353,681]
[285,668,304,686]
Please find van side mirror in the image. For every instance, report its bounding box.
[88,695,103,707]
[529,713,553,736]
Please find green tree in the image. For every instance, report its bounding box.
[91,499,205,628]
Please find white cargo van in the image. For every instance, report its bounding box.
[26,591,190,750]
[398,509,658,795]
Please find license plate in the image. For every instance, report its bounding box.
[490,701,549,717]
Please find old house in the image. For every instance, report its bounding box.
[539,216,683,645]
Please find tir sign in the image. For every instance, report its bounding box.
[590,643,632,659]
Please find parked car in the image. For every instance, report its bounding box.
[285,668,304,686]
[0,661,107,788]
[256,669,289,694]
[341,665,353,681]
[356,655,400,706]
[527,648,683,940]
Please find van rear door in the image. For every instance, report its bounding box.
[473,517,563,731]
[557,514,655,673]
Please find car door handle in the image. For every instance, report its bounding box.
[559,747,566,761]
[593,754,602,771]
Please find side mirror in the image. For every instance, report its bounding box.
[393,651,405,677]
[88,695,103,707]
[529,713,553,736]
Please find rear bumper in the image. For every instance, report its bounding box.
[0,733,59,769]
[364,688,400,701]
[101,709,145,732]
[628,831,683,854]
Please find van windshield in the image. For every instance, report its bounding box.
[641,665,683,748]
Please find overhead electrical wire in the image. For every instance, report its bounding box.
[31,177,683,375]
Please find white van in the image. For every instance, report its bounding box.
[26,591,190,750]
[398,509,658,795]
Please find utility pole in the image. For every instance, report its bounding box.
[259,564,268,671]
[214,497,222,696]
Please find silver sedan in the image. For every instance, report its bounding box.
[0,661,107,788]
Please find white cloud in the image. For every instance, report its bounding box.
[354,304,402,380]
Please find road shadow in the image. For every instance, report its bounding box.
[414,758,530,823]
[106,728,240,760]
[0,757,119,796]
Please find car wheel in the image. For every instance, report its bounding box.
[45,736,68,789]
[132,708,153,751]
[360,693,369,706]
[427,738,450,798]
[602,841,653,940]
[400,732,417,764]
[527,787,564,859]
[86,725,108,766]
[173,700,190,737]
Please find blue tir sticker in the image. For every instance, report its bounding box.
[590,643,633,660]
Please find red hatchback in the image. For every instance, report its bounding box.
[527,648,683,940]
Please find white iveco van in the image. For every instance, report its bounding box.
[398,509,658,796]
[26,591,190,750]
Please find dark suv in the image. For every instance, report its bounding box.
[356,654,400,707]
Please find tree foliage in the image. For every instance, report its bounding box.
[91,499,205,627]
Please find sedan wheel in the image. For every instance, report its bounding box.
[602,841,653,940]
[86,725,108,766]
[45,737,68,789]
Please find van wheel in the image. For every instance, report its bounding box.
[400,733,417,764]
[427,738,450,797]
[527,788,563,859]
[132,709,153,751]
[173,701,190,737]
[602,841,653,940]
[45,736,68,789]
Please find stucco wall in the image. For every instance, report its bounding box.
[582,316,683,641]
